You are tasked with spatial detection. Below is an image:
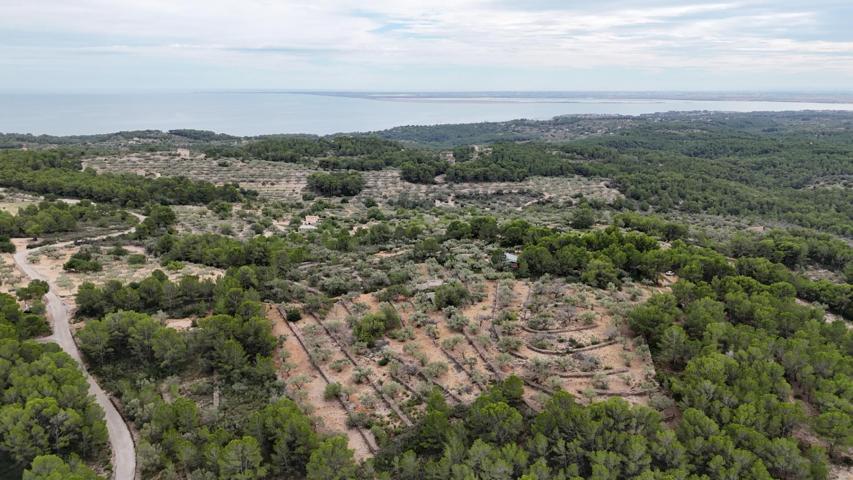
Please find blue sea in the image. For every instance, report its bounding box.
[2,92,853,136]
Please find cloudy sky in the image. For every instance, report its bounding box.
[2,0,852,92]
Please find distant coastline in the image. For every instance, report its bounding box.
[228,90,853,105]
[3,91,853,136]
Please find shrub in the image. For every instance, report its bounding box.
[351,367,372,384]
[570,206,596,229]
[352,305,400,346]
[353,313,387,346]
[285,306,302,322]
[0,237,13,253]
[498,336,522,352]
[379,303,401,330]
[591,372,609,390]
[579,311,597,325]
[324,382,342,400]
[446,310,469,332]
[434,281,469,309]
[329,359,349,372]
[649,393,675,411]
[423,361,448,379]
[347,411,371,428]
[16,279,49,301]
[165,260,185,271]
[63,249,102,272]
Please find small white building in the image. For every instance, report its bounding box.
[504,252,519,269]
[299,215,320,231]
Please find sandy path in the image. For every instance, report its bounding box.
[12,224,139,480]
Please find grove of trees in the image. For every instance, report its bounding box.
[0,294,107,477]
[0,150,248,207]
[0,200,134,240]
[307,172,365,197]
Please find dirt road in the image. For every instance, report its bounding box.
[12,225,139,480]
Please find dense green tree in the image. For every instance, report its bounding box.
[247,398,319,476]
[0,339,107,470]
[657,325,695,370]
[683,297,726,337]
[0,293,50,340]
[0,236,14,253]
[0,150,246,207]
[444,220,471,240]
[136,204,177,237]
[569,206,596,229]
[579,258,621,288]
[629,294,680,349]
[413,237,443,260]
[22,455,103,480]
[434,281,469,309]
[16,280,49,302]
[306,437,357,480]
[467,400,523,444]
[814,410,853,457]
[217,436,267,480]
[416,390,451,454]
[470,216,499,242]
[306,172,365,197]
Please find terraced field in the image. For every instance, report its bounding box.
[83,153,622,207]
[266,273,668,441]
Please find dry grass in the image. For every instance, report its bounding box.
[0,188,42,210]
[26,243,223,299]
[0,253,26,296]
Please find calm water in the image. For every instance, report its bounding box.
[2,92,853,136]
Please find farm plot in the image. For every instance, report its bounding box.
[396,272,663,408]
[84,154,313,200]
[267,305,376,460]
[446,176,620,211]
[267,269,667,455]
[172,205,285,238]
[380,300,487,406]
[84,153,621,206]
[271,298,432,456]
[20,242,223,299]
[270,290,507,439]
[491,278,661,406]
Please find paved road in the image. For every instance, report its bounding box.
[13,226,138,480]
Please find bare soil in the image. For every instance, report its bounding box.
[266,305,374,460]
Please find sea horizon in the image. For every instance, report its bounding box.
[3,90,853,137]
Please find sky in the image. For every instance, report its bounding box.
[2,0,853,92]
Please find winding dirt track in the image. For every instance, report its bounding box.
[13,225,139,480]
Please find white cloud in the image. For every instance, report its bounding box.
[0,0,851,89]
